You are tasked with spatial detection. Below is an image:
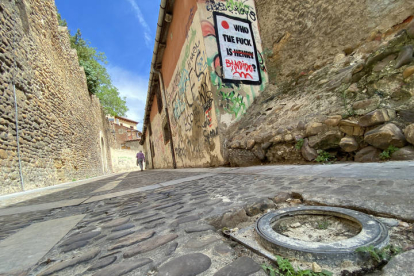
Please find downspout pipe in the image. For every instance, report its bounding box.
[153,69,177,169]
[11,7,24,191]
[140,0,168,169]
[142,0,167,136]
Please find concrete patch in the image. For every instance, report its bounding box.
[0,198,87,216]
[0,173,123,208]
[225,166,275,174]
[257,164,349,177]
[159,173,216,187]
[0,214,85,274]
[92,181,121,193]
[318,162,414,180]
[83,184,162,204]
[254,161,414,180]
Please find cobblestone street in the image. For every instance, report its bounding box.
[1,161,414,276]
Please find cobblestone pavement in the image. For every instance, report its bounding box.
[0,161,413,276]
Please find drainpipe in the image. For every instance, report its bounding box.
[12,79,24,191]
[11,8,24,191]
[153,69,177,169]
[141,0,167,144]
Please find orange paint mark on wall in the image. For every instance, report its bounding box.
[161,0,198,89]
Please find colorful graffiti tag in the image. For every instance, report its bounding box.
[200,0,268,121]
[204,0,257,22]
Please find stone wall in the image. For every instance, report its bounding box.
[0,0,114,195]
[227,16,414,165]
[255,0,414,83]
[110,148,145,173]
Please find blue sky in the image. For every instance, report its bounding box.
[55,0,160,129]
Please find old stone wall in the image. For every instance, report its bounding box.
[110,148,145,173]
[0,0,114,195]
[227,16,414,165]
[255,0,414,83]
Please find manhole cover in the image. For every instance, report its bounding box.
[230,206,389,266]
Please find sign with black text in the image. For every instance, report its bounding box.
[214,13,261,84]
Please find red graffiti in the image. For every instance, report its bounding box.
[201,20,216,37]
[232,50,253,57]
[205,107,213,128]
[225,59,253,79]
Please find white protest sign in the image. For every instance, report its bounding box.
[214,13,261,84]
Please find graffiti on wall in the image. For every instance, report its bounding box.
[165,15,222,167]
[219,90,247,117]
[174,135,205,160]
[204,0,256,22]
[168,31,217,135]
[200,0,268,121]
[170,38,210,125]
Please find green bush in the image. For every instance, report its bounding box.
[315,150,336,164]
[295,139,304,150]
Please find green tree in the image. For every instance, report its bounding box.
[96,85,128,117]
[57,11,128,116]
[57,12,67,27]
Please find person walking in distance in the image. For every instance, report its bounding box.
[136,150,145,171]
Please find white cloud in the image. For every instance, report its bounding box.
[107,65,148,128]
[126,0,152,48]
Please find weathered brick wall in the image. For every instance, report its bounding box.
[0,0,114,195]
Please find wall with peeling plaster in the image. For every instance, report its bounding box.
[199,0,268,129]
[145,0,268,168]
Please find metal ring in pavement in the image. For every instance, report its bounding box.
[255,206,389,265]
